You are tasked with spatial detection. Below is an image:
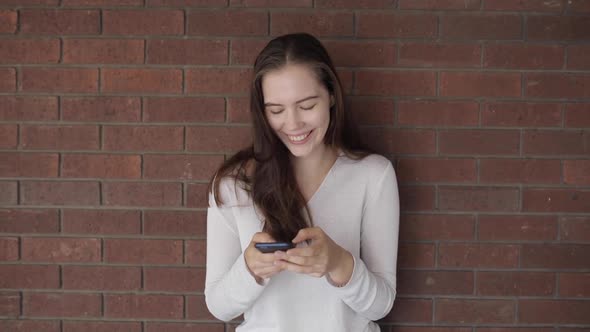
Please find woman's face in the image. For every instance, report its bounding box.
[262,63,333,160]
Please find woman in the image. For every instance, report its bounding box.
[205,32,400,332]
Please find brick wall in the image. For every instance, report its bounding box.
[0,0,589,331]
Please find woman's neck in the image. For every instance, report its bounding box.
[291,145,338,179]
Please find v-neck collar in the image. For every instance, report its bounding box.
[306,151,343,206]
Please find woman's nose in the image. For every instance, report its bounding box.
[285,108,302,128]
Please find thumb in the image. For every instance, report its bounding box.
[292,227,316,244]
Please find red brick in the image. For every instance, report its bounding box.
[0,39,59,64]
[148,39,227,65]
[101,69,182,94]
[477,271,555,296]
[186,126,252,152]
[435,299,515,324]
[148,0,226,5]
[105,294,183,319]
[20,125,99,150]
[24,293,101,318]
[0,124,17,149]
[144,154,222,180]
[147,322,224,332]
[381,298,432,323]
[62,209,140,235]
[21,181,100,206]
[62,154,141,179]
[0,96,57,121]
[397,100,478,126]
[144,267,205,292]
[187,295,215,320]
[565,103,590,128]
[104,239,183,264]
[477,328,553,332]
[397,270,474,295]
[480,159,561,184]
[61,97,141,122]
[339,69,354,93]
[230,38,269,65]
[398,185,436,211]
[527,73,590,98]
[63,39,143,64]
[524,188,590,213]
[0,209,59,233]
[188,10,267,36]
[439,186,520,212]
[524,130,590,155]
[143,97,225,123]
[315,0,394,8]
[0,182,17,205]
[22,237,100,263]
[226,97,250,123]
[528,16,590,40]
[521,244,590,268]
[400,0,481,9]
[440,72,521,97]
[560,216,590,242]
[0,68,16,92]
[0,0,58,4]
[396,158,476,183]
[482,102,562,127]
[439,129,520,155]
[347,98,395,126]
[0,237,18,261]
[0,292,19,317]
[186,67,251,94]
[323,40,396,67]
[362,128,436,155]
[519,300,590,324]
[103,125,183,152]
[484,43,564,69]
[398,243,435,268]
[560,273,590,297]
[568,45,590,69]
[63,321,142,332]
[479,215,557,241]
[20,68,98,93]
[63,0,142,5]
[0,152,58,177]
[144,211,207,236]
[103,10,183,35]
[441,14,522,39]
[569,0,590,12]
[400,214,474,241]
[63,266,141,291]
[484,0,565,11]
[103,182,182,207]
[357,13,437,38]
[439,243,519,268]
[0,10,17,33]
[185,239,206,265]
[271,11,353,37]
[398,42,481,68]
[186,183,209,208]
[0,265,59,289]
[564,160,590,185]
[355,70,436,96]
[0,321,59,332]
[20,9,99,35]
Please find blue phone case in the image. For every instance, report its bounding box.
[255,242,294,253]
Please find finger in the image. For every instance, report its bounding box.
[281,254,315,267]
[256,265,283,279]
[292,227,320,244]
[257,252,281,264]
[276,260,316,275]
[285,247,317,257]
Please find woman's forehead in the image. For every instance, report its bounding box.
[262,64,326,104]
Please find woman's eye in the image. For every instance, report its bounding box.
[269,109,284,115]
[301,104,316,110]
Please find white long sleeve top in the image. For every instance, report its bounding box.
[205,153,400,332]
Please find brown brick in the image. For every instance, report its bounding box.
[398,270,474,295]
[20,68,98,93]
[362,128,436,154]
[482,102,562,127]
[484,43,564,69]
[524,188,590,213]
[568,45,590,69]
[357,13,437,38]
[271,11,354,37]
[1,0,59,4]
[22,237,100,263]
[438,186,520,212]
[63,321,142,332]
[230,38,270,65]
[479,215,557,241]
[0,39,59,64]
[63,39,143,64]
[400,0,481,9]
[397,100,478,126]
[148,0,225,5]
[104,239,183,264]
[0,10,17,33]
[185,239,206,265]
[441,14,522,40]
[439,243,519,268]
[148,39,227,65]
[63,266,141,291]
[559,273,590,297]
[484,0,565,11]
[0,209,59,233]
[564,160,590,185]
[527,73,590,98]
[528,16,590,41]
[105,294,183,319]
[103,10,183,35]
[524,130,590,155]
[61,97,141,122]
[0,125,17,149]
[188,9,267,36]
[560,216,590,242]
[398,243,435,268]
[101,69,182,94]
[398,185,436,211]
[62,209,141,235]
[146,322,224,332]
[62,154,141,179]
[0,152,58,177]
[355,70,436,96]
[0,321,60,332]
[0,68,16,92]
[21,181,100,206]
[0,292,19,317]
[439,129,520,155]
[565,103,590,128]
[478,328,553,332]
[440,72,521,97]
[23,293,101,318]
[63,0,142,5]
[0,96,58,121]
[144,211,206,236]
[398,42,481,68]
[143,154,223,180]
[186,295,215,320]
[186,126,252,152]
[569,0,590,12]
[186,67,251,94]
[227,97,250,123]
[519,300,590,324]
[144,267,205,292]
[103,125,183,152]
[477,271,555,296]
[20,9,99,35]
[400,214,474,241]
[103,182,182,207]
[435,299,515,324]
[143,97,225,123]
[480,159,561,184]
[186,183,208,208]
[0,237,18,261]
[396,158,476,183]
[324,40,396,67]
[381,298,432,323]
[20,125,99,150]
[0,265,59,289]
[315,0,395,8]
[347,98,395,126]
[522,244,590,268]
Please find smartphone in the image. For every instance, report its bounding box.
[255,242,294,253]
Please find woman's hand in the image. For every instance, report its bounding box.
[274,227,354,285]
[244,232,283,283]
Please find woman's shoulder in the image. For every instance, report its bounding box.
[340,152,393,175]
[210,159,255,208]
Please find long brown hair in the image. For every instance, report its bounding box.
[209,33,372,242]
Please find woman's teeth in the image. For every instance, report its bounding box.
[288,131,311,142]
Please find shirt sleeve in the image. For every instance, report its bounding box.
[204,180,268,322]
[327,161,400,321]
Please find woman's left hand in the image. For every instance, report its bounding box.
[274,227,354,284]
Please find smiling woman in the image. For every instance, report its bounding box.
[205,33,400,332]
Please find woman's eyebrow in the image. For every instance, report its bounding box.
[264,95,319,107]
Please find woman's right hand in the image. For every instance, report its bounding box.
[244,232,283,283]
